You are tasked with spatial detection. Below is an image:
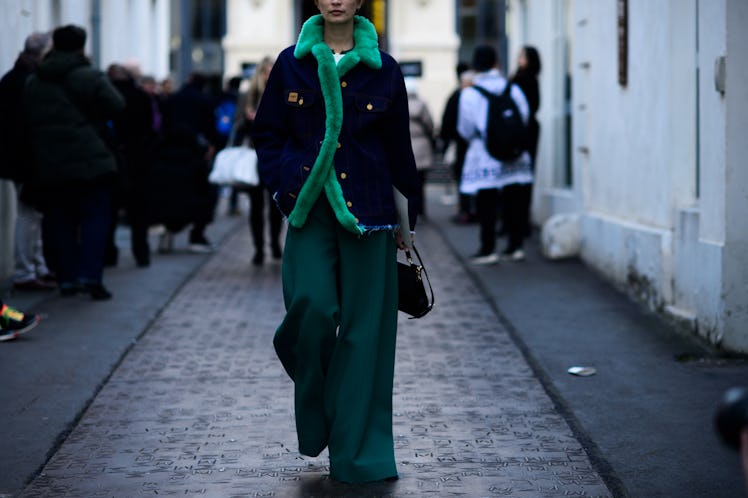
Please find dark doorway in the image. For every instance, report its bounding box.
[457,0,507,70]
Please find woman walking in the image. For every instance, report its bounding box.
[233,56,284,265]
[252,0,419,483]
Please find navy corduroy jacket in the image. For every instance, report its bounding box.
[252,45,420,233]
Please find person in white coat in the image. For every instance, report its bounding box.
[458,44,533,264]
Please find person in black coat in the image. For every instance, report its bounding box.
[511,46,541,167]
[439,61,475,224]
[509,45,542,240]
[0,32,56,291]
[151,73,220,253]
[107,64,158,267]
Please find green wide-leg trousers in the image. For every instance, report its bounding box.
[274,197,399,483]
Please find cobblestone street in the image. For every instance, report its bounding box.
[18,220,611,497]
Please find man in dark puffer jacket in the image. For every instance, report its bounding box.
[24,24,125,300]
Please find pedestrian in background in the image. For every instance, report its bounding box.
[458,44,532,265]
[220,75,245,218]
[509,45,541,240]
[234,56,284,266]
[214,76,242,152]
[152,72,220,254]
[24,25,125,300]
[159,77,174,97]
[252,0,420,483]
[0,31,57,292]
[510,46,541,168]
[439,61,475,224]
[107,63,158,267]
[139,75,164,135]
[405,77,435,219]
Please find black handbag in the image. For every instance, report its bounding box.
[397,245,434,319]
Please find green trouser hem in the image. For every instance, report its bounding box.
[329,458,398,484]
[275,196,399,483]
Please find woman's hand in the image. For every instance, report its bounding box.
[395,228,414,251]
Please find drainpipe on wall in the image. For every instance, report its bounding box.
[497,0,508,72]
[179,0,193,85]
[91,0,101,68]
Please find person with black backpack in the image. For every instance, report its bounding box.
[458,44,533,265]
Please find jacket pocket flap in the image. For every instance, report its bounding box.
[355,95,390,113]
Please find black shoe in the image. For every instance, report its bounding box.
[189,234,214,254]
[60,283,83,297]
[271,244,282,260]
[13,279,57,291]
[252,252,264,266]
[500,247,526,261]
[135,255,151,268]
[85,283,112,301]
[470,252,499,265]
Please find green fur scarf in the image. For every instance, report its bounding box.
[287,14,382,235]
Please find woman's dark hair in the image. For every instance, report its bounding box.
[520,46,542,76]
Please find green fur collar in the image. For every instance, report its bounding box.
[294,15,382,72]
[286,15,381,235]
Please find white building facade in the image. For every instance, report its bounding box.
[507,0,748,352]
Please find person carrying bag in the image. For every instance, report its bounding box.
[251,0,421,483]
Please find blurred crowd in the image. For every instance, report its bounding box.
[0,24,283,340]
[0,25,541,335]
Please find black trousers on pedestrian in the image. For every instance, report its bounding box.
[476,188,500,255]
[246,185,282,259]
[501,183,532,253]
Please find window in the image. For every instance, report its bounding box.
[457,0,506,69]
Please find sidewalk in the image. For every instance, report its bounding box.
[7,193,612,497]
[0,206,243,497]
[2,185,746,497]
[426,183,748,498]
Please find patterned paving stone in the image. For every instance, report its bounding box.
[20,223,612,497]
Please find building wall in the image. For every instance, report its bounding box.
[386,0,459,120]
[720,0,748,351]
[507,0,579,222]
[99,0,170,79]
[577,0,696,309]
[223,0,294,78]
[509,0,748,352]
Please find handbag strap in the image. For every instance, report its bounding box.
[404,244,435,313]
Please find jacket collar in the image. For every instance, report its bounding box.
[284,14,383,235]
[294,14,382,74]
